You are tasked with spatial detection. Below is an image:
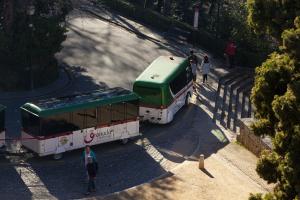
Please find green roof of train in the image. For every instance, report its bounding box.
[21,87,139,117]
[134,56,188,88]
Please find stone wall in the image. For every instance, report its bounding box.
[237,118,272,157]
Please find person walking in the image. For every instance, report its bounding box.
[85,156,98,195]
[190,59,197,82]
[82,145,97,167]
[188,50,198,66]
[224,39,237,68]
[201,56,212,85]
[82,145,97,181]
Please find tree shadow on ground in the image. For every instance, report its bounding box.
[94,102,229,200]
[194,83,217,114]
[64,64,109,94]
[142,100,229,166]
[0,156,33,199]
[23,142,170,200]
[99,172,180,200]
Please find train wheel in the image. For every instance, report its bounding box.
[53,153,63,160]
[121,138,128,145]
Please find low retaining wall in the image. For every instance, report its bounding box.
[237,118,272,157]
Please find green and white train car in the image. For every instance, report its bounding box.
[20,88,140,157]
[133,56,193,124]
[0,105,5,148]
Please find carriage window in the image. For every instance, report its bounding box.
[41,113,76,136]
[98,105,111,125]
[170,70,187,95]
[0,110,5,132]
[126,101,139,120]
[85,108,97,128]
[111,103,125,122]
[21,111,40,136]
[72,110,85,129]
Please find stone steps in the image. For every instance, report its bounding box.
[213,68,254,132]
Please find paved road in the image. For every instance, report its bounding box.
[56,7,187,91]
[0,5,215,200]
[0,4,193,138]
[0,104,203,199]
[0,3,270,200]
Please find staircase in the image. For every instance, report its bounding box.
[213,68,255,132]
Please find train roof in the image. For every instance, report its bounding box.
[134,56,188,87]
[21,87,139,117]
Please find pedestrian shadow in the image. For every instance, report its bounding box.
[194,83,216,113]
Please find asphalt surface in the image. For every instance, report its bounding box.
[0,105,200,200]
[0,3,222,200]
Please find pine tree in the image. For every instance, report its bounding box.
[0,0,71,90]
[247,0,300,199]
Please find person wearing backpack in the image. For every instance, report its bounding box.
[201,55,212,85]
[85,156,98,195]
[82,145,98,181]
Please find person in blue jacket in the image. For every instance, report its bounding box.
[85,156,98,195]
[82,145,98,181]
[82,145,97,166]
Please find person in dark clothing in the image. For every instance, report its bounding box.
[224,39,237,68]
[188,50,198,66]
[85,156,98,195]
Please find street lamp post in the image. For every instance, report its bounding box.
[193,2,201,30]
[27,4,35,90]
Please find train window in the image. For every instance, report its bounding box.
[40,113,76,136]
[170,70,187,95]
[126,100,139,120]
[72,110,85,129]
[21,111,41,136]
[98,105,111,125]
[85,108,97,128]
[111,103,125,122]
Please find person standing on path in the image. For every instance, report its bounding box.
[82,145,98,180]
[190,59,197,83]
[224,39,237,68]
[85,156,98,195]
[188,50,198,66]
[201,55,212,85]
[82,145,97,167]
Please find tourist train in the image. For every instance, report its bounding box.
[3,56,193,158]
